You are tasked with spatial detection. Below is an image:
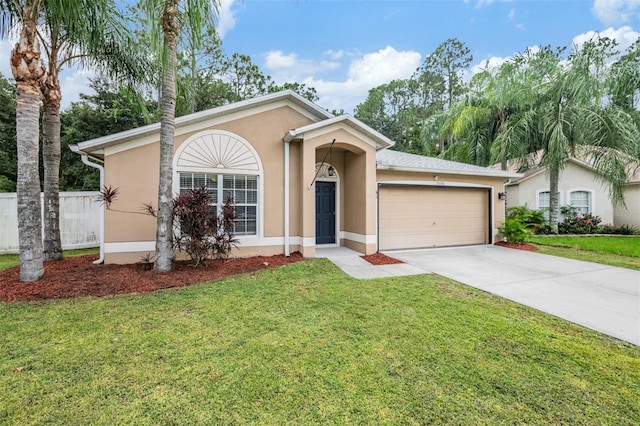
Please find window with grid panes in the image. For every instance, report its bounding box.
[538,190,562,220]
[179,172,257,235]
[569,191,591,215]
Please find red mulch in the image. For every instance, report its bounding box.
[495,241,539,252]
[360,252,404,265]
[0,252,304,303]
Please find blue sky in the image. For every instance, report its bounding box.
[2,0,639,113]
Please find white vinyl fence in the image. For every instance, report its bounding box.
[0,191,100,254]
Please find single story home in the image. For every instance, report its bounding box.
[501,153,640,228]
[71,91,520,264]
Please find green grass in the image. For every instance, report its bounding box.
[1,259,639,425]
[0,248,98,272]
[530,236,640,270]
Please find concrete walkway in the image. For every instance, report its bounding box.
[317,245,640,345]
[315,246,426,279]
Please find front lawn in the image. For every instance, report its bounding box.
[530,235,640,270]
[1,259,638,424]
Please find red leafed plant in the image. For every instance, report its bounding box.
[172,186,238,266]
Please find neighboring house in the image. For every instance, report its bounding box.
[501,154,640,227]
[71,91,520,264]
[614,168,640,228]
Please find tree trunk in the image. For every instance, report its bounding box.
[154,1,180,272]
[42,70,64,261]
[548,163,560,234]
[11,3,46,282]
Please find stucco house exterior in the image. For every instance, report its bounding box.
[71,91,519,264]
[502,155,640,228]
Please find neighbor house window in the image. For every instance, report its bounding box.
[537,191,562,220]
[179,172,258,235]
[569,190,591,216]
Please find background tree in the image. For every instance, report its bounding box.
[38,0,148,261]
[355,38,474,154]
[420,38,473,109]
[60,78,156,190]
[267,81,319,102]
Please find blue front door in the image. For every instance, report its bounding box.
[316,181,336,244]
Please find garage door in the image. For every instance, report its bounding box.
[378,185,489,250]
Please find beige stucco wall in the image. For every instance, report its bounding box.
[102,105,316,263]
[506,162,615,225]
[101,105,379,262]
[614,184,640,228]
[376,169,508,236]
[300,128,377,256]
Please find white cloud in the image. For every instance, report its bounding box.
[476,0,514,8]
[304,46,421,112]
[264,50,340,82]
[217,0,238,39]
[592,0,640,25]
[572,25,640,53]
[476,0,495,7]
[323,49,344,60]
[507,9,515,20]
[516,23,525,31]
[264,46,420,112]
[59,68,96,108]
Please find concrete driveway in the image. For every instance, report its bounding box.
[388,245,640,346]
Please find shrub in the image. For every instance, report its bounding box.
[599,224,640,235]
[498,217,532,244]
[173,186,217,266]
[506,205,546,233]
[173,186,239,266]
[558,212,602,234]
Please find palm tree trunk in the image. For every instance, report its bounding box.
[42,71,64,261]
[548,163,560,234]
[11,2,46,282]
[154,1,179,272]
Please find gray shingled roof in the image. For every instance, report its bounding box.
[376,149,522,178]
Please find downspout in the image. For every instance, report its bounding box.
[81,154,105,264]
[284,140,290,257]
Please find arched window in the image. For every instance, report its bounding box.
[569,190,593,216]
[174,130,263,236]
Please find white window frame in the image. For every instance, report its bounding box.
[567,188,595,216]
[536,189,563,220]
[173,130,264,240]
[178,172,259,236]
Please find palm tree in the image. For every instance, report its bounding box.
[39,1,148,261]
[1,0,148,280]
[2,0,46,282]
[501,39,639,232]
[440,48,550,168]
[138,0,218,272]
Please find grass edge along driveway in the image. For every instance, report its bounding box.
[1,259,639,425]
[530,235,640,271]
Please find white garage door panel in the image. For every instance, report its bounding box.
[379,186,488,250]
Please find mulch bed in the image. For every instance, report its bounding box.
[495,241,539,252]
[0,252,304,303]
[360,252,404,265]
